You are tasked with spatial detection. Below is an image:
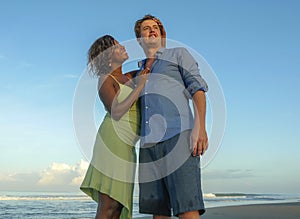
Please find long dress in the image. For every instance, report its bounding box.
[80,75,140,219]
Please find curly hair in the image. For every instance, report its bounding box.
[87,35,115,77]
[134,14,166,47]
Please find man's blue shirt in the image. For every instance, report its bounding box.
[139,47,208,145]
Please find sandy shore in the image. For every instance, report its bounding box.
[136,202,300,219]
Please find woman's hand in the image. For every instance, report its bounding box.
[136,67,150,87]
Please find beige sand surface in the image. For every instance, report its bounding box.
[136,202,300,219]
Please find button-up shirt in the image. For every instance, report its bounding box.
[139,47,208,145]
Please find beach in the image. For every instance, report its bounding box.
[1,192,299,218]
[138,202,300,219]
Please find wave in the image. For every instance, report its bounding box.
[202,192,289,205]
[214,193,249,197]
[204,193,252,199]
[0,195,90,201]
[0,193,251,202]
[0,193,294,203]
[203,193,217,198]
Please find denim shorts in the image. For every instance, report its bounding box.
[138,130,205,216]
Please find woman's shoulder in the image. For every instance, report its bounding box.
[98,74,117,90]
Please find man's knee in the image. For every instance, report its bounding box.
[178,210,200,219]
[153,215,172,219]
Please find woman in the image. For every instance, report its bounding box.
[80,35,149,219]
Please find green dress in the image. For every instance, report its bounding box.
[80,75,140,219]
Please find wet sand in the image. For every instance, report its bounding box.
[137,202,300,219]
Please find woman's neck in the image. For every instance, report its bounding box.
[110,65,123,76]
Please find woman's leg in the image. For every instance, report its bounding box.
[112,204,123,219]
[95,192,123,219]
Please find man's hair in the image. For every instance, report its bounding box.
[134,14,166,47]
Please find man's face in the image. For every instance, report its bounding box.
[139,19,162,48]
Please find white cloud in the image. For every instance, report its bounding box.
[0,172,40,191]
[0,173,17,182]
[0,159,89,192]
[63,74,78,79]
[203,169,254,179]
[38,159,89,186]
[71,160,89,185]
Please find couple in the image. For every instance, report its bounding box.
[80,14,209,219]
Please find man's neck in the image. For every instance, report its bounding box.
[144,46,161,58]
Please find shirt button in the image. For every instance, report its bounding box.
[145,91,148,94]
[145,121,149,124]
[145,106,149,109]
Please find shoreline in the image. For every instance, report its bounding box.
[136,201,300,219]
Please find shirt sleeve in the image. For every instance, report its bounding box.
[177,47,208,97]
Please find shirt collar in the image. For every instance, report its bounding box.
[138,47,165,68]
[155,47,165,58]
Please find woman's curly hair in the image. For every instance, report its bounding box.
[87,35,115,77]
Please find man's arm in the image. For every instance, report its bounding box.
[190,90,208,156]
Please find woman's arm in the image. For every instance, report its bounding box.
[99,69,149,121]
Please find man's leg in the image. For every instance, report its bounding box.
[153,215,172,219]
[178,211,200,219]
[165,131,206,217]
[139,143,172,217]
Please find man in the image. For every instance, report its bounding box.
[135,14,208,219]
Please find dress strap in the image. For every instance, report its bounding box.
[109,74,133,87]
[108,74,121,84]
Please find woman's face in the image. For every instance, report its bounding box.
[110,40,128,65]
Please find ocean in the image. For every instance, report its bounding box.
[0,191,299,218]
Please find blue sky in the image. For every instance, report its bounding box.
[0,0,299,193]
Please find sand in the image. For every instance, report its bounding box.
[136,202,300,219]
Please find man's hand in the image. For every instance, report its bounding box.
[190,127,208,156]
